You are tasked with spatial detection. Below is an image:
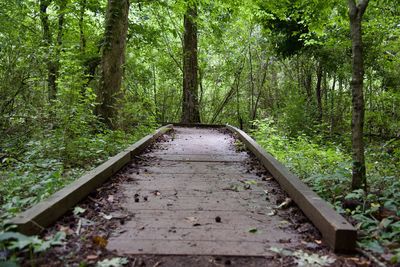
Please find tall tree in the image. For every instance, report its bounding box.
[348,0,369,190]
[39,0,66,101]
[39,0,57,101]
[79,0,87,52]
[181,3,201,123]
[97,0,130,128]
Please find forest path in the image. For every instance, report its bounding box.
[106,127,318,256]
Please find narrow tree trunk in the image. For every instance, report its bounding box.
[79,0,87,52]
[348,0,369,190]
[304,71,312,102]
[330,75,336,134]
[315,62,323,123]
[181,4,200,123]
[57,0,66,48]
[248,44,255,119]
[212,66,243,123]
[152,64,157,111]
[98,0,130,128]
[252,62,268,121]
[39,0,58,101]
[236,70,243,129]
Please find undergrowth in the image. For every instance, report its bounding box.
[0,124,156,227]
[251,119,400,264]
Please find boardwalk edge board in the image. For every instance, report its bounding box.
[226,124,357,252]
[8,124,173,235]
[162,122,226,128]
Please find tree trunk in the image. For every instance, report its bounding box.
[348,0,369,190]
[330,75,336,134]
[212,66,243,123]
[98,0,130,128]
[252,62,268,121]
[39,0,58,101]
[181,4,200,123]
[315,62,323,123]
[79,0,87,52]
[304,71,312,102]
[248,44,255,120]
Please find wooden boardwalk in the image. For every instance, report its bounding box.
[107,127,310,256]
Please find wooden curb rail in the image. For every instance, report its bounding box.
[8,125,173,235]
[226,124,357,252]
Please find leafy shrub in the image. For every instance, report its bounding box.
[251,119,399,261]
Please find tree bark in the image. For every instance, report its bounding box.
[181,4,200,123]
[79,0,87,52]
[98,0,130,128]
[304,71,312,102]
[39,0,58,101]
[348,0,369,190]
[248,44,255,120]
[315,62,323,123]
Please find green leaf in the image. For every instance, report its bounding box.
[244,180,257,185]
[73,206,86,216]
[293,250,335,266]
[0,232,29,242]
[362,240,385,254]
[96,257,129,267]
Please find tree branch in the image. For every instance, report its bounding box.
[348,0,357,18]
[358,0,369,16]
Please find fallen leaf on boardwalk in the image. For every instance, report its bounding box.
[99,212,113,220]
[223,184,242,192]
[277,198,292,209]
[262,177,273,181]
[73,206,86,216]
[305,242,320,250]
[107,195,114,202]
[76,219,82,235]
[86,255,98,261]
[269,247,335,266]
[81,218,95,227]
[297,223,313,233]
[93,236,108,248]
[248,228,258,233]
[269,247,293,257]
[243,180,257,185]
[109,212,128,219]
[96,257,128,267]
[58,225,74,235]
[346,257,370,266]
[267,210,277,216]
[185,217,198,223]
[293,250,335,266]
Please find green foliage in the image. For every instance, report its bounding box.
[252,119,399,261]
[252,119,351,182]
[1,0,400,263]
[0,123,155,223]
[0,231,65,263]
